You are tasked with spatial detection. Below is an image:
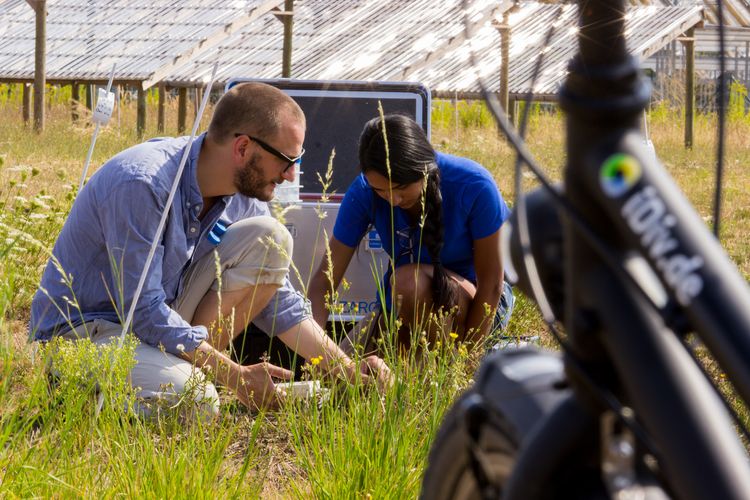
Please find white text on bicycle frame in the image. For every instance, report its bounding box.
[622,186,704,306]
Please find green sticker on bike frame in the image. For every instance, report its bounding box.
[600,153,642,198]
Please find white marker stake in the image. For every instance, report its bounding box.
[78,64,117,192]
[95,64,219,415]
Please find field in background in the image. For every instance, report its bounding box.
[1,92,749,496]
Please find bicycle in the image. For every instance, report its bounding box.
[421,1,750,498]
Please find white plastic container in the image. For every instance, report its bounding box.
[276,380,329,400]
[274,169,303,203]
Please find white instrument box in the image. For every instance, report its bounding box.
[225,79,431,322]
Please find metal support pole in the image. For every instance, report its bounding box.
[137,86,146,138]
[282,0,294,77]
[683,28,695,149]
[33,0,46,132]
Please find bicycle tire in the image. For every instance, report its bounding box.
[420,391,518,499]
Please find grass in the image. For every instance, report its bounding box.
[1,90,750,497]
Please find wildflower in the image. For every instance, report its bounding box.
[311,355,324,366]
[449,332,458,340]
[176,344,185,352]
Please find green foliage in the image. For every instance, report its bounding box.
[0,95,748,496]
[432,98,495,130]
[728,80,749,123]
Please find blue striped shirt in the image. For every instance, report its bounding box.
[30,133,309,356]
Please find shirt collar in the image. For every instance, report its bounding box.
[182,132,206,210]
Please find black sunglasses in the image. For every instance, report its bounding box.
[234,133,304,172]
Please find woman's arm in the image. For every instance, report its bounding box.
[308,236,357,326]
[463,228,504,343]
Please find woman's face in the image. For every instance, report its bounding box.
[364,170,425,211]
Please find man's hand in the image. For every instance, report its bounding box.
[359,355,394,392]
[230,361,294,411]
[185,341,293,411]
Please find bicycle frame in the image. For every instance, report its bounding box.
[504,1,750,498]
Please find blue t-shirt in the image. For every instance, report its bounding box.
[333,152,510,296]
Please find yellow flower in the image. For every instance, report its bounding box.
[311,356,323,366]
[449,332,458,340]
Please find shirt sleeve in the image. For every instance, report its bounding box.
[465,174,511,240]
[333,176,373,248]
[99,180,207,355]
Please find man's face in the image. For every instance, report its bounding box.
[234,151,278,201]
[234,115,305,201]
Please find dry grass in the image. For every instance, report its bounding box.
[1,95,749,495]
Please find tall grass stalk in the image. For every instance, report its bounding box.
[1,95,749,495]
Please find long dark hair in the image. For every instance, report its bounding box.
[358,113,457,310]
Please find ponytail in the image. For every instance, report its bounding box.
[421,167,457,310]
[359,113,458,311]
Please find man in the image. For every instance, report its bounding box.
[30,82,390,419]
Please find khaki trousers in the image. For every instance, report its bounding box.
[62,216,292,420]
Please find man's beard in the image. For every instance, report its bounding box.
[235,152,274,201]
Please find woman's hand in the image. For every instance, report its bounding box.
[360,355,394,392]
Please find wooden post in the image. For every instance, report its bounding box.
[178,87,187,133]
[683,28,695,149]
[158,84,166,133]
[137,86,146,138]
[453,91,459,139]
[193,87,201,118]
[117,84,123,129]
[71,81,80,122]
[86,84,93,111]
[32,0,47,132]
[22,83,31,124]
[509,98,517,128]
[282,0,294,77]
[495,12,511,117]
[745,41,749,113]
[735,46,740,75]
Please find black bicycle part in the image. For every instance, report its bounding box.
[557,1,750,498]
[421,348,572,500]
[424,0,750,498]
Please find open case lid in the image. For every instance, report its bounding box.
[225,78,431,196]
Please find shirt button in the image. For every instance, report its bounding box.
[190,227,197,234]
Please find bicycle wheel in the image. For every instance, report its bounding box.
[420,391,519,499]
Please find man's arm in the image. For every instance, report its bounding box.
[101,180,207,355]
[184,341,293,410]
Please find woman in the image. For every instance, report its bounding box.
[309,114,514,352]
